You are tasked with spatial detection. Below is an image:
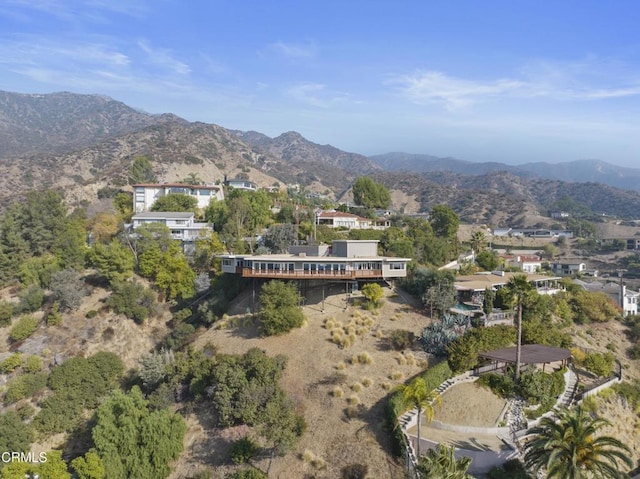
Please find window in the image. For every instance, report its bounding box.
[390,263,405,270]
[222,259,232,266]
[199,189,211,196]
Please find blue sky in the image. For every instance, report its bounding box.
[1,1,640,167]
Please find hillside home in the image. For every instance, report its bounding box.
[133,183,224,212]
[626,238,640,250]
[129,212,213,243]
[316,210,390,230]
[573,279,639,316]
[501,254,543,273]
[551,261,586,276]
[454,271,563,307]
[225,178,258,191]
[219,240,409,281]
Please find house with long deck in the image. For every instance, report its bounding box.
[219,240,409,281]
[316,210,390,230]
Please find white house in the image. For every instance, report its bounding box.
[502,254,542,273]
[551,261,586,276]
[316,210,390,230]
[133,183,224,213]
[130,212,213,243]
[225,178,258,191]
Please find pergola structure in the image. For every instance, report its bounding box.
[476,344,571,374]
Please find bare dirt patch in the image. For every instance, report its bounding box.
[173,284,433,478]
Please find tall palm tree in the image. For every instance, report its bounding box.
[503,274,533,382]
[416,443,473,478]
[398,377,441,458]
[470,230,486,256]
[523,405,632,478]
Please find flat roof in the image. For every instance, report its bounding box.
[478,344,571,365]
[219,254,410,262]
[455,272,560,291]
[132,212,194,219]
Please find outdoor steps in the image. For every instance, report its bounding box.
[558,369,578,408]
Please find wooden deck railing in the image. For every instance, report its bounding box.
[237,268,383,279]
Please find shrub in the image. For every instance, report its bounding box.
[17,285,44,313]
[0,301,13,327]
[85,310,98,319]
[583,351,615,377]
[341,464,369,479]
[0,353,23,373]
[23,355,43,373]
[4,372,48,404]
[388,329,415,350]
[229,469,267,479]
[46,301,63,326]
[230,436,259,464]
[50,268,87,311]
[9,315,39,342]
[108,280,157,324]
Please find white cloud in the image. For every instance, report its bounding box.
[137,40,190,75]
[391,59,640,109]
[285,82,350,108]
[265,41,316,59]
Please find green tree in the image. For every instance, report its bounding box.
[259,281,305,336]
[416,443,473,478]
[113,191,134,221]
[503,274,533,382]
[108,281,157,324]
[0,411,33,453]
[523,405,632,478]
[470,230,486,253]
[89,239,135,284]
[397,377,440,458]
[155,243,196,300]
[151,193,198,213]
[429,205,459,239]
[483,287,496,315]
[352,177,391,209]
[476,250,500,271]
[128,156,157,185]
[260,223,297,254]
[71,451,106,479]
[92,386,185,479]
[361,283,384,310]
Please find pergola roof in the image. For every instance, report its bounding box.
[478,344,571,365]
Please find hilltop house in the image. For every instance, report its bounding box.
[551,261,586,276]
[129,212,213,242]
[316,210,390,230]
[133,183,224,212]
[501,254,543,273]
[224,178,258,191]
[219,240,409,281]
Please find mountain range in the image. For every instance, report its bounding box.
[2,89,640,224]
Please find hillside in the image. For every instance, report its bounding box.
[2,90,640,223]
[370,152,640,193]
[0,90,178,158]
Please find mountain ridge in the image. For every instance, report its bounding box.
[2,89,640,223]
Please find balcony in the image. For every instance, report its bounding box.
[237,268,383,280]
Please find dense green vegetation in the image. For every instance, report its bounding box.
[258,280,305,336]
